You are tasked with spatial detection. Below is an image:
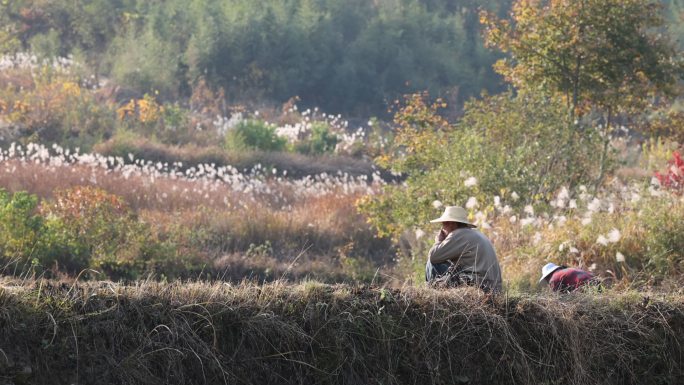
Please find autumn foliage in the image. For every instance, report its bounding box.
[655,151,684,191]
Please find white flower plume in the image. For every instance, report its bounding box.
[524,205,534,216]
[465,196,478,209]
[464,177,478,187]
[607,228,621,243]
[587,198,601,212]
[596,235,608,246]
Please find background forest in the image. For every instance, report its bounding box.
[2,0,510,116]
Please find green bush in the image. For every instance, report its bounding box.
[0,190,44,264]
[38,186,210,280]
[224,119,287,152]
[293,122,340,155]
[39,186,140,275]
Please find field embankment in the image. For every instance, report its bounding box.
[93,136,399,181]
[1,279,682,384]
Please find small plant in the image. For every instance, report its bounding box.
[655,151,684,191]
[163,102,187,132]
[293,122,340,155]
[0,189,44,261]
[245,240,274,259]
[117,93,166,136]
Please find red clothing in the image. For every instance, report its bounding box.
[548,268,595,293]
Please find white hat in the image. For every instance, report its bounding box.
[539,263,561,283]
[430,206,476,228]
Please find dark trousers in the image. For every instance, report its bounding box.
[425,261,452,282]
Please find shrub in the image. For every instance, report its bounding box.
[36,186,211,279]
[117,93,166,136]
[655,151,684,191]
[224,119,287,152]
[40,186,139,274]
[0,67,117,151]
[0,190,44,264]
[293,122,340,155]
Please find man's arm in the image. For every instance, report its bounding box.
[428,232,469,264]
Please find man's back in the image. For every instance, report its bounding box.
[428,228,502,291]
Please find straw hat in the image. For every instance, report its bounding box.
[539,263,562,283]
[430,206,476,228]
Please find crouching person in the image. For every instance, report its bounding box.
[539,263,602,293]
[425,206,502,292]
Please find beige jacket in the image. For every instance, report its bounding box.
[428,228,502,291]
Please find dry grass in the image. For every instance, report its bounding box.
[0,144,394,282]
[0,277,683,384]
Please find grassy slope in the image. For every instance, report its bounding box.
[1,278,683,384]
[93,136,400,181]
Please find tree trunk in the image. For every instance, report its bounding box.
[594,107,612,194]
[571,55,581,123]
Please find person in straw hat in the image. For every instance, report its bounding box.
[426,206,502,292]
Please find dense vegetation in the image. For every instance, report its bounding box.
[1,0,509,116]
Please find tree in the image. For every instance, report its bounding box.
[358,91,604,237]
[481,0,684,189]
[481,0,684,117]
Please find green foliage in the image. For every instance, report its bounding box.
[40,186,139,273]
[0,70,118,151]
[0,1,30,54]
[110,26,184,96]
[481,0,684,190]
[458,92,607,198]
[245,241,274,259]
[640,198,684,276]
[163,102,187,132]
[8,0,684,117]
[0,186,210,280]
[359,92,605,236]
[224,119,287,152]
[366,117,394,158]
[481,0,684,115]
[293,122,340,155]
[499,189,684,285]
[0,190,44,261]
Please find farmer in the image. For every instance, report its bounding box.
[425,206,503,292]
[539,263,601,293]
